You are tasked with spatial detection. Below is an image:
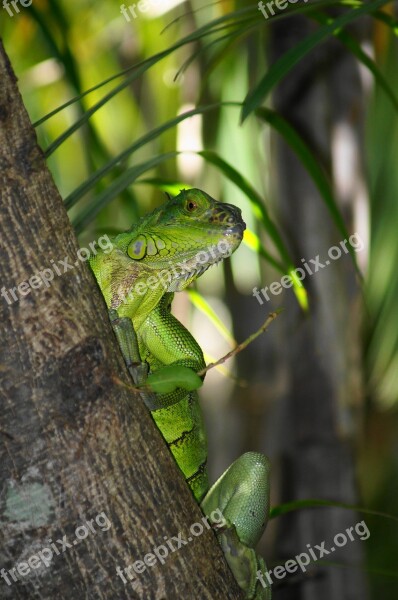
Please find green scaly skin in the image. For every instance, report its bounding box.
[89,189,271,599]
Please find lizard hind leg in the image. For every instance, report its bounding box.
[201,452,270,546]
[200,452,271,599]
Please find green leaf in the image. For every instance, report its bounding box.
[32,0,357,131]
[174,18,257,82]
[136,178,191,196]
[243,229,286,274]
[72,153,177,233]
[146,366,203,394]
[65,104,222,210]
[313,11,398,112]
[187,289,236,347]
[42,9,260,153]
[270,498,398,523]
[241,0,390,122]
[373,8,398,35]
[198,149,308,309]
[255,108,361,275]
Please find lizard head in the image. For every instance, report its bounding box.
[122,188,246,291]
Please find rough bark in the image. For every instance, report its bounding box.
[0,40,243,600]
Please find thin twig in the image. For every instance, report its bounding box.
[111,374,140,392]
[197,309,283,377]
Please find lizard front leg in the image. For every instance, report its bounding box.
[108,308,148,385]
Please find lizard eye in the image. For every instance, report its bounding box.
[186,200,197,212]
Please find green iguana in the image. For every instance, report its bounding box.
[89,188,271,599]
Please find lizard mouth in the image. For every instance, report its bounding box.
[223,221,246,237]
[217,203,246,241]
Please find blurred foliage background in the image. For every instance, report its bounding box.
[2,0,398,597]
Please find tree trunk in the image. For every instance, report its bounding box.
[0,40,242,600]
[268,15,368,600]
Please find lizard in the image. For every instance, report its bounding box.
[89,188,272,599]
